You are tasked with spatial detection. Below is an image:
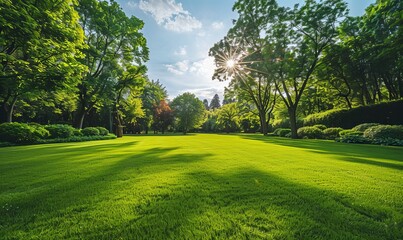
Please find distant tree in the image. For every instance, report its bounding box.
[209,94,221,110]
[140,79,168,133]
[217,103,240,133]
[153,100,173,134]
[203,99,210,110]
[171,93,205,134]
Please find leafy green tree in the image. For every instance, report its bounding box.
[209,94,221,110]
[217,103,240,133]
[218,0,348,138]
[140,79,168,133]
[171,93,205,134]
[0,0,86,122]
[75,0,148,128]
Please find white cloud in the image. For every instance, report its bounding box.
[139,0,202,32]
[211,21,224,30]
[174,46,187,56]
[165,60,190,75]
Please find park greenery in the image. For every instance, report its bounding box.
[0,0,402,143]
[1,134,402,238]
[0,0,403,238]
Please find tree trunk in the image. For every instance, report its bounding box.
[288,107,298,139]
[259,111,268,135]
[75,110,86,129]
[4,96,18,123]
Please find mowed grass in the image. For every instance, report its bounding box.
[0,134,402,239]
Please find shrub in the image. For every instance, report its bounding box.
[0,122,43,143]
[336,135,372,144]
[339,129,363,136]
[28,123,50,139]
[73,129,82,136]
[95,127,109,136]
[278,128,291,137]
[303,100,403,128]
[272,118,303,129]
[371,138,403,146]
[297,126,324,139]
[81,127,100,136]
[364,125,403,140]
[352,123,380,132]
[45,124,75,138]
[323,127,344,140]
[313,124,327,130]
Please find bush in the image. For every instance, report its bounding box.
[303,100,403,128]
[73,129,82,136]
[0,122,45,144]
[81,127,100,136]
[95,127,109,136]
[272,118,303,129]
[336,135,372,144]
[323,127,344,140]
[28,123,50,139]
[297,126,324,139]
[278,128,291,137]
[45,124,75,138]
[37,134,117,144]
[364,125,403,140]
[352,123,380,132]
[371,138,403,146]
[339,130,363,136]
[313,124,327,130]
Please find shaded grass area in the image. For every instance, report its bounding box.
[0,134,402,239]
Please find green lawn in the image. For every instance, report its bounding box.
[0,134,402,239]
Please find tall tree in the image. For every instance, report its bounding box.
[153,100,173,134]
[171,93,205,134]
[0,0,85,122]
[209,94,221,110]
[75,0,148,128]
[140,79,168,133]
[215,0,347,138]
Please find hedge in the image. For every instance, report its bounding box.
[303,100,403,128]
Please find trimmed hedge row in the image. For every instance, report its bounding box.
[303,100,403,128]
[0,122,113,145]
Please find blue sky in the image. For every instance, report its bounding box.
[117,0,375,102]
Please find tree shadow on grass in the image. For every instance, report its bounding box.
[0,144,213,239]
[112,168,400,239]
[240,135,403,169]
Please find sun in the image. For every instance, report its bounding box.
[226,59,236,69]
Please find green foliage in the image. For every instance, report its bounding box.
[95,127,109,136]
[0,122,45,143]
[45,124,75,139]
[297,127,324,139]
[339,130,363,137]
[81,127,100,136]
[216,103,240,133]
[37,134,116,144]
[278,129,292,137]
[323,127,344,140]
[371,138,403,147]
[363,125,403,140]
[336,135,372,144]
[304,100,403,128]
[73,129,83,137]
[171,93,205,134]
[352,123,381,132]
[313,124,327,130]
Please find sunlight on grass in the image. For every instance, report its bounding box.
[0,134,402,239]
